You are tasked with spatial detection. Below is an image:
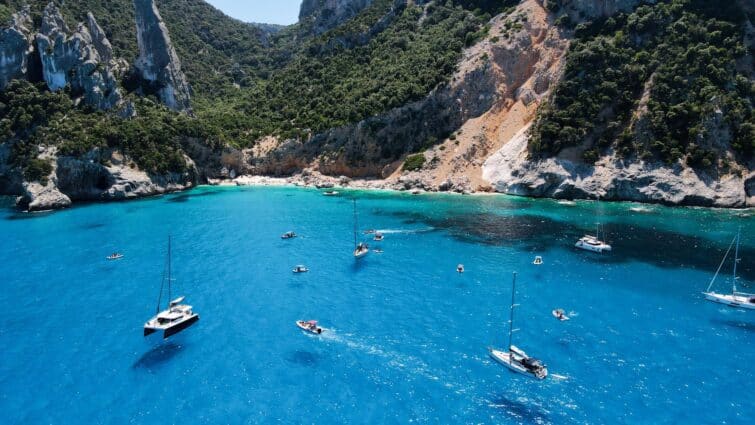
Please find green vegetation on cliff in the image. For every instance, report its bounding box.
[530,0,754,168]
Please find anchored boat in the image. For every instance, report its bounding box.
[353,199,369,259]
[703,228,754,310]
[489,272,548,380]
[296,320,323,334]
[143,236,199,338]
[575,224,612,253]
[281,231,297,239]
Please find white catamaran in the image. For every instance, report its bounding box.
[353,199,369,258]
[489,272,548,380]
[144,236,200,338]
[703,228,754,310]
[575,223,612,253]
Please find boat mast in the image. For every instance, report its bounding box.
[353,198,358,249]
[508,272,517,364]
[706,233,737,293]
[167,235,172,305]
[732,227,740,294]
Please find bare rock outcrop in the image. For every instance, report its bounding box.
[0,7,34,89]
[133,0,192,112]
[299,0,375,34]
[483,125,752,207]
[35,3,122,110]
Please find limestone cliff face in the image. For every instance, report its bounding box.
[35,3,122,110]
[0,7,33,90]
[299,0,375,34]
[133,0,192,112]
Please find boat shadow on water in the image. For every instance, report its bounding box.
[488,395,551,424]
[711,319,755,333]
[285,350,321,367]
[132,341,186,370]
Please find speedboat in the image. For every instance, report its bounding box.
[354,242,370,258]
[575,235,611,253]
[457,264,465,273]
[281,231,297,239]
[489,345,548,380]
[552,309,569,321]
[533,256,543,265]
[372,248,384,253]
[363,229,376,235]
[293,265,309,273]
[106,253,124,260]
[322,190,339,196]
[373,232,384,241]
[144,296,200,338]
[296,320,323,334]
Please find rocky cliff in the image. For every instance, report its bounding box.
[299,0,376,34]
[545,0,648,18]
[0,7,33,90]
[133,0,192,112]
[35,3,123,110]
[16,148,196,212]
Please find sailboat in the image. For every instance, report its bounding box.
[353,199,369,258]
[144,236,200,338]
[488,272,548,380]
[703,228,754,310]
[575,223,612,253]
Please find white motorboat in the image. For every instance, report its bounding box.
[281,231,297,239]
[703,228,755,310]
[575,224,611,252]
[488,272,548,380]
[293,265,309,273]
[552,309,569,321]
[373,248,384,253]
[457,264,465,273]
[323,190,339,196]
[533,256,543,265]
[373,232,384,241]
[353,199,369,259]
[106,253,124,260]
[144,237,199,338]
[296,320,323,334]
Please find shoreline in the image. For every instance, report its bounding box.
[207,174,755,212]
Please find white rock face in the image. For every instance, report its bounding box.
[0,7,33,89]
[19,181,72,212]
[133,0,192,112]
[483,125,751,207]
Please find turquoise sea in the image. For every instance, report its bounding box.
[0,186,753,424]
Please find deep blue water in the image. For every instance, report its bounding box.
[0,187,753,424]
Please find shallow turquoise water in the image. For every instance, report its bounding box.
[0,187,753,424]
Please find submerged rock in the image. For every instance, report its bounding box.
[133,0,192,112]
[35,3,122,110]
[0,7,34,90]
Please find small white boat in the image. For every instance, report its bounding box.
[281,231,297,239]
[352,199,369,259]
[552,309,569,321]
[703,228,755,310]
[457,264,465,273]
[322,190,339,196]
[144,237,199,339]
[292,265,309,273]
[363,229,376,235]
[373,248,384,253]
[557,200,576,206]
[489,272,548,380]
[296,320,323,334]
[575,224,611,253]
[533,256,543,265]
[373,232,384,241]
[106,253,124,260]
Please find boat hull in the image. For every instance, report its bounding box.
[703,292,755,310]
[575,241,611,253]
[488,348,547,380]
[163,314,200,338]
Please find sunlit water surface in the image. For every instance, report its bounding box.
[0,187,753,423]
